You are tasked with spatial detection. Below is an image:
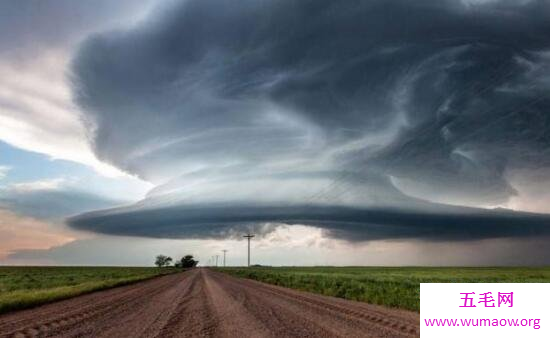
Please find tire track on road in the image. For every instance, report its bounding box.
[0,269,419,338]
[207,270,418,337]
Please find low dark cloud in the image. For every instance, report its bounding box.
[68,201,550,242]
[70,0,550,242]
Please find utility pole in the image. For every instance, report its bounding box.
[243,233,255,267]
[222,250,228,267]
[215,255,219,267]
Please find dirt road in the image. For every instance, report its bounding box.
[0,268,419,337]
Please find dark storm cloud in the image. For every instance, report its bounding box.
[71,0,550,240]
[68,201,550,242]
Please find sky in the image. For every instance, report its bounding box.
[1,0,550,266]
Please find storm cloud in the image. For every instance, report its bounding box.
[70,0,550,241]
[69,202,550,242]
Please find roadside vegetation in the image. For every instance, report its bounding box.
[175,255,199,268]
[0,253,199,314]
[216,266,550,311]
[155,254,199,268]
[0,266,178,314]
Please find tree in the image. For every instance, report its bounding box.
[177,254,198,268]
[154,254,173,267]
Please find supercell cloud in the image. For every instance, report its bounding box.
[69,0,550,241]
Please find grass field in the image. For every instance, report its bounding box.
[217,267,550,311]
[0,266,178,314]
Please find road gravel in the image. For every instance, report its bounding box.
[0,268,419,337]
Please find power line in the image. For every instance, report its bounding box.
[243,233,255,267]
[222,249,228,267]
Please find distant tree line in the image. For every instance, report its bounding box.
[155,254,198,268]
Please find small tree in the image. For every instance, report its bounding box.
[178,254,198,268]
[155,254,173,267]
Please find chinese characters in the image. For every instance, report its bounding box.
[459,292,513,308]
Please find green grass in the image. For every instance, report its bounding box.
[0,266,178,314]
[216,267,550,311]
